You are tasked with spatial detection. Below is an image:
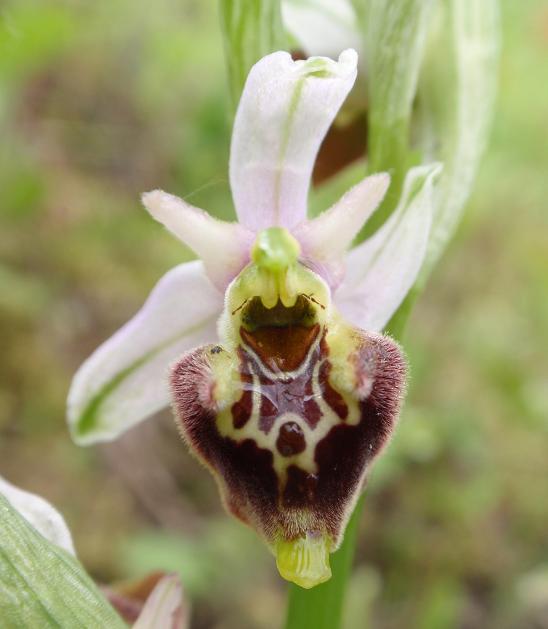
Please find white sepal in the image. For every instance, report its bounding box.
[230,49,358,232]
[335,163,442,331]
[67,261,223,445]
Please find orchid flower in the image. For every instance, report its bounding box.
[68,49,441,588]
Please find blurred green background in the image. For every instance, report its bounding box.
[1,1,547,628]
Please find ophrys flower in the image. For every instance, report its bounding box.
[68,49,440,588]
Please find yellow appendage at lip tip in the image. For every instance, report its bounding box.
[276,534,332,589]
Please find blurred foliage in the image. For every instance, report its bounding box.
[0,1,547,628]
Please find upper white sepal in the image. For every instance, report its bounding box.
[230,49,358,232]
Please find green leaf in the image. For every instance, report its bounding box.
[0,477,75,556]
[358,0,435,240]
[0,494,125,629]
[417,0,500,280]
[219,0,287,106]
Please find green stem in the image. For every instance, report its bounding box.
[218,0,286,107]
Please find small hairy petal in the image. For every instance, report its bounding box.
[294,172,390,288]
[170,323,405,585]
[281,0,361,59]
[142,190,254,290]
[230,49,358,231]
[133,574,188,629]
[0,477,75,555]
[335,163,442,332]
[67,261,223,445]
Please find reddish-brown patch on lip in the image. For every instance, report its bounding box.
[258,376,278,434]
[304,375,322,428]
[319,360,348,420]
[240,323,320,373]
[277,421,306,457]
[283,466,318,509]
[231,389,253,429]
[231,350,254,429]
